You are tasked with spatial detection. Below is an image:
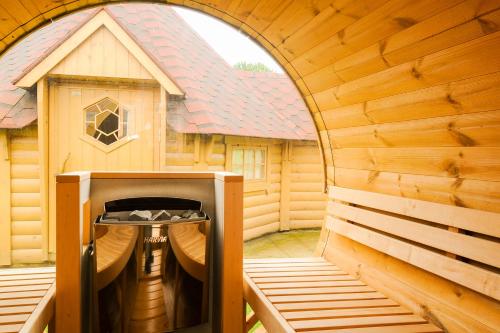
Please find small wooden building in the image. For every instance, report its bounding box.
[0,5,325,265]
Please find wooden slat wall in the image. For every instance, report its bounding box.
[287,140,326,229]
[8,126,44,264]
[164,134,324,240]
[243,141,282,241]
[50,25,154,80]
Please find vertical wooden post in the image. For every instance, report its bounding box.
[159,88,167,170]
[0,130,11,265]
[37,78,50,261]
[279,141,291,231]
[215,173,244,333]
[56,172,90,333]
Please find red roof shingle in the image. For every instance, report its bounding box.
[0,4,316,140]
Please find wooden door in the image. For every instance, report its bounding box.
[48,81,159,257]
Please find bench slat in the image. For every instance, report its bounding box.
[0,324,23,333]
[269,291,388,303]
[329,185,500,237]
[330,201,500,267]
[300,323,442,333]
[274,299,398,312]
[263,286,375,296]
[245,265,340,273]
[257,280,364,289]
[281,306,410,320]
[253,275,355,283]
[290,313,427,330]
[328,216,500,301]
[244,257,442,332]
[248,270,348,278]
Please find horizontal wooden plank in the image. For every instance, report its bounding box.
[263,286,374,296]
[329,201,500,267]
[333,167,500,213]
[0,268,54,276]
[252,275,356,284]
[0,313,29,325]
[269,291,388,303]
[274,299,398,312]
[244,262,332,268]
[0,284,52,294]
[0,305,36,315]
[290,314,427,330]
[327,217,500,300]
[325,31,500,107]
[0,279,54,287]
[244,258,325,264]
[0,298,42,307]
[327,110,500,148]
[248,270,348,278]
[329,185,500,237]
[282,306,411,320]
[332,147,500,181]
[300,323,442,332]
[332,5,500,83]
[257,280,363,290]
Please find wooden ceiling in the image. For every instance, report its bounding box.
[1,0,499,213]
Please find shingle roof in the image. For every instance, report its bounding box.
[0,4,316,141]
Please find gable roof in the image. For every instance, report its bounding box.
[0,4,316,141]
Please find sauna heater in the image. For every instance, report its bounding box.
[85,196,212,333]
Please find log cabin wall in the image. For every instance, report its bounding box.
[6,126,45,264]
[164,133,325,240]
[286,140,326,230]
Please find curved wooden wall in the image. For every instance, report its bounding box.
[1,1,499,331]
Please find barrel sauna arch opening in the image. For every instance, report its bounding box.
[0,1,499,333]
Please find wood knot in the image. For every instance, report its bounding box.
[478,18,498,34]
[452,195,466,208]
[449,128,475,147]
[338,29,345,44]
[367,170,380,183]
[393,17,417,28]
[411,66,422,79]
[312,7,320,16]
[451,178,464,189]
[444,161,460,177]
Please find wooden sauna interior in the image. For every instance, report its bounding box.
[0,0,499,332]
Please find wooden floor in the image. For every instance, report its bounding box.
[0,266,55,333]
[129,249,169,333]
[244,257,443,333]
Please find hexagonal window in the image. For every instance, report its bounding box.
[84,97,130,146]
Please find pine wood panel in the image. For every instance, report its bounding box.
[326,186,500,299]
[244,258,442,333]
[9,128,43,264]
[0,266,55,333]
[50,26,154,80]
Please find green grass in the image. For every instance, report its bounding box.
[244,228,320,259]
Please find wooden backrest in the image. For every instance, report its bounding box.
[326,186,500,301]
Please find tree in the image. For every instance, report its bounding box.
[234,61,273,72]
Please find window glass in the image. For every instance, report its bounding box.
[232,148,265,180]
[84,97,130,146]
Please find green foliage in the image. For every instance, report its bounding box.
[234,61,273,72]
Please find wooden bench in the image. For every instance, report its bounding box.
[168,222,210,325]
[95,224,138,290]
[168,223,207,281]
[0,267,55,333]
[243,186,500,332]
